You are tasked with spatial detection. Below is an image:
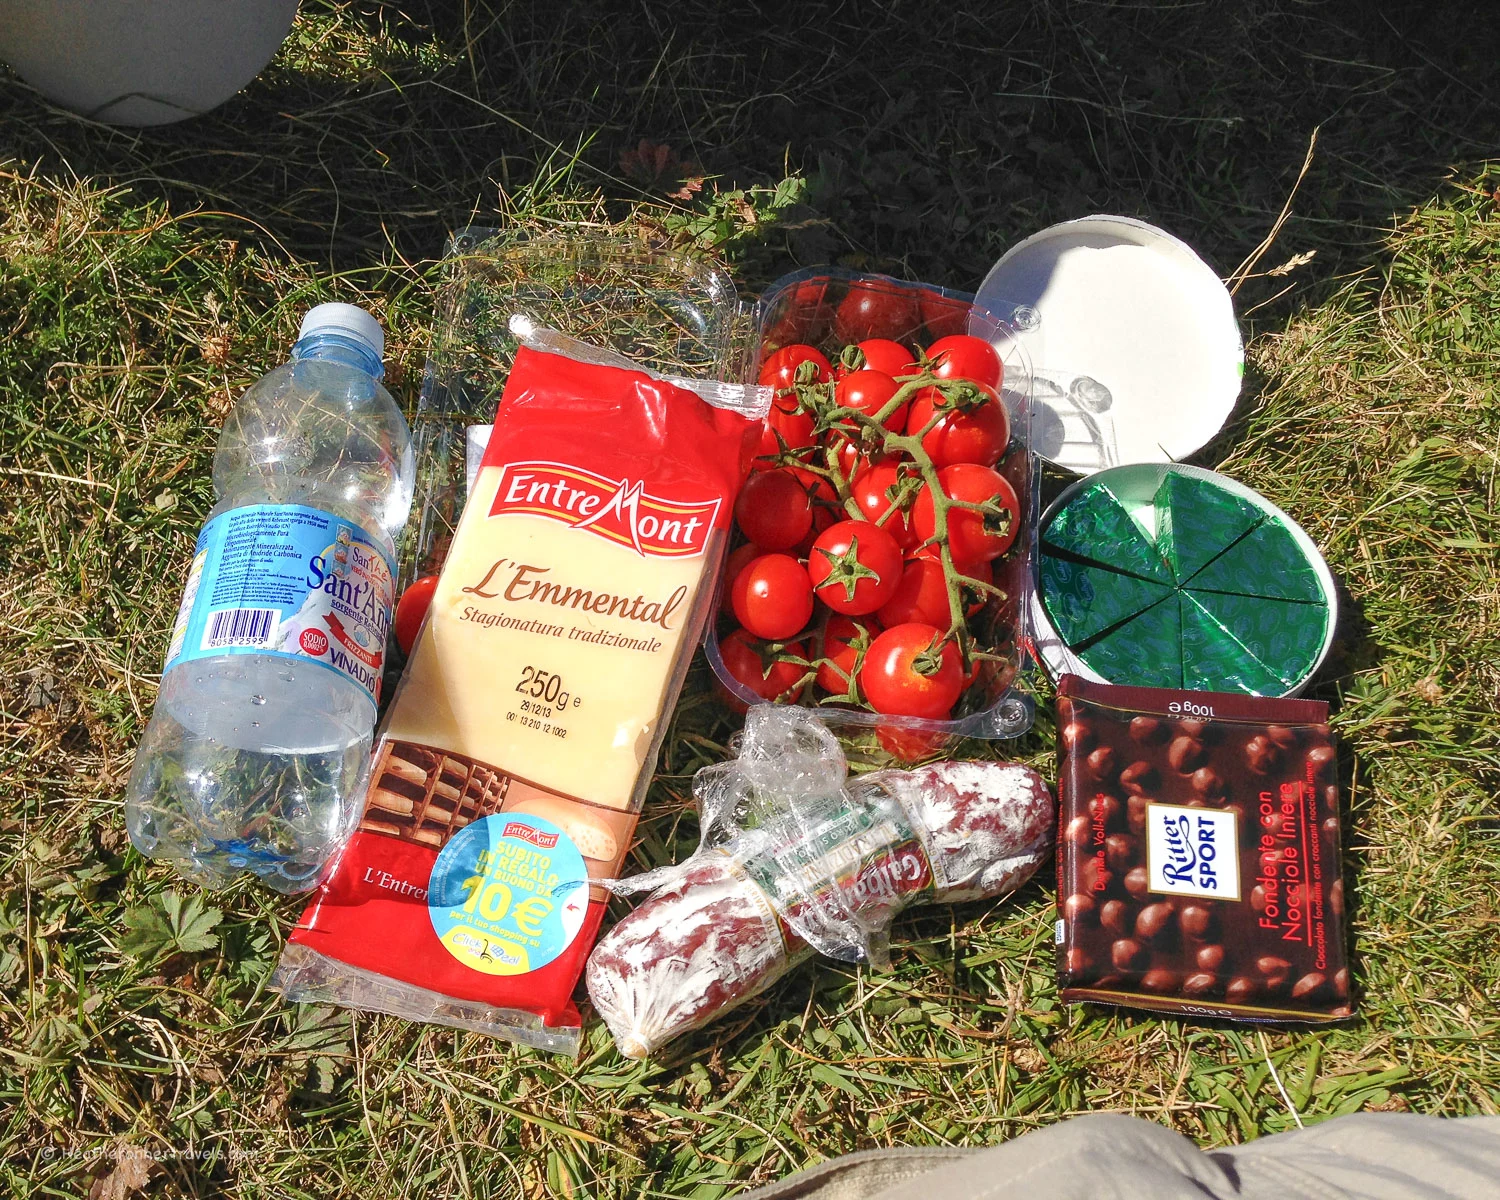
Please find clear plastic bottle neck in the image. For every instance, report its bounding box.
[291,332,385,380]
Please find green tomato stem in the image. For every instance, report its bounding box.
[791,371,1013,673]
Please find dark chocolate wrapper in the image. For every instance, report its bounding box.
[1055,675,1352,1022]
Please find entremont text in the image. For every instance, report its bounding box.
[491,461,721,557]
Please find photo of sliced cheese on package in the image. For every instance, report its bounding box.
[272,340,766,1053]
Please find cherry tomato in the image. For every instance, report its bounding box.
[877,556,952,629]
[849,462,920,551]
[958,556,994,613]
[926,334,1003,391]
[734,468,813,551]
[860,622,964,718]
[393,574,439,655]
[877,724,949,761]
[808,520,904,616]
[831,432,890,481]
[918,291,970,341]
[719,542,767,616]
[755,346,825,467]
[905,381,1011,468]
[790,467,843,532]
[720,628,808,707]
[816,614,880,694]
[731,553,815,640]
[838,338,919,379]
[911,548,993,616]
[755,398,817,466]
[759,344,832,394]
[913,463,1021,564]
[834,281,920,344]
[832,368,906,434]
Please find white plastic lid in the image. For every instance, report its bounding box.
[298,303,384,361]
[974,215,1243,475]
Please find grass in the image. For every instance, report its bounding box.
[2,1,1499,1195]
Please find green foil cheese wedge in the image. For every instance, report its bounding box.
[1186,588,1327,689]
[1184,517,1326,603]
[1041,553,1173,646]
[1155,470,1266,583]
[1041,481,1172,583]
[1076,594,1184,689]
[1179,592,1286,695]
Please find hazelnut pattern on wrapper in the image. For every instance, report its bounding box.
[1054,675,1353,1023]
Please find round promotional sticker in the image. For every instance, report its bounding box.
[427,813,589,976]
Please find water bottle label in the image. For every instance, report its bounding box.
[164,504,396,707]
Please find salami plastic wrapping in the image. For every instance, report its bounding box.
[586,706,1054,1057]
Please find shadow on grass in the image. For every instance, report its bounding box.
[0,0,1496,298]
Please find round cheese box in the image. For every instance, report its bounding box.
[1030,464,1336,696]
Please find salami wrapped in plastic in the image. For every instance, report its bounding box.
[586,707,1054,1057]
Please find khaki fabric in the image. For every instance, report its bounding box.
[734,1148,973,1200]
[735,1113,1500,1200]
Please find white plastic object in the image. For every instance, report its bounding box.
[975,215,1244,474]
[0,0,299,127]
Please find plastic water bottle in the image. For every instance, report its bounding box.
[125,304,414,892]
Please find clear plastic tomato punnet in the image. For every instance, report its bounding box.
[702,268,1042,745]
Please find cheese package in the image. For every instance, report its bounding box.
[272,343,764,1052]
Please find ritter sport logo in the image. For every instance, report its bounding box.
[489,461,719,557]
[1145,802,1241,900]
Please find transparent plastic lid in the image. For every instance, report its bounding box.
[402,230,752,585]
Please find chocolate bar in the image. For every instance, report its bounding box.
[1055,675,1352,1022]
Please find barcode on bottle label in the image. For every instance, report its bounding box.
[203,607,279,649]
